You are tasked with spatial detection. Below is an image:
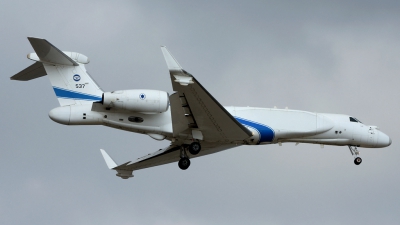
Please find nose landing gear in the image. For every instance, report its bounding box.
[348,145,362,165]
[354,157,362,165]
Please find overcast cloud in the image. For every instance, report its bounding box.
[1,1,400,224]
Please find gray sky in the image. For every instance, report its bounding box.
[1,1,400,224]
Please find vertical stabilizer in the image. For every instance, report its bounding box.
[43,63,103,106]
[11,37,103,106]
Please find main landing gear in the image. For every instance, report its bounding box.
[188,142,201,155]
[348,145,362,165]
[178,142,202,170]
[178,146,191,170]
[178,157,191,170]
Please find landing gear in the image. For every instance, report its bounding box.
[354,157,362,165]
[178,157,191,170]
[188,142,201,155]
[178,146,191,170]
[177,142,201,170]
[348,145,362,165]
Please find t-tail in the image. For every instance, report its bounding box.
[11,37,103,106]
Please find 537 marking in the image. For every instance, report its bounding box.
[76,84,85,88]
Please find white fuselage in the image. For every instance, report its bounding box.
[12,37,392,176]
[48,104,391,148]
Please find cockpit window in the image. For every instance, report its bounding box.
[350,117,362,123]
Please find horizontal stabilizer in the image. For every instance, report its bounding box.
[28,37,78,66]
[10,61,47,81]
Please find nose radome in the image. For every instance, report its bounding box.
[377,131,391,147]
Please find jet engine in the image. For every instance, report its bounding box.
[102,89,169,113]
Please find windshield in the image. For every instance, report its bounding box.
[349,117,363,124]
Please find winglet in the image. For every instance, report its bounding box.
[161,46,183,72]
[161,46,194,86]
[100,149,118,169]
[100,149,134,179]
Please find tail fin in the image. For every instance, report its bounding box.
[11,37,103,106]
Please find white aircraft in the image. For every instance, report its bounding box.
[12,37,392,179]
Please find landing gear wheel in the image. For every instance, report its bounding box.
[178,158,191,170]
[188,142,201,155]
[354,157,362,165]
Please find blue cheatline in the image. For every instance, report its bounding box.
[235,116,275,144]
[53,87,102,101]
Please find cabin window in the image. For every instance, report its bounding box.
[128,116,144,123]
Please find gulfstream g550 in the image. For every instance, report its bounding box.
[11,37,391,179]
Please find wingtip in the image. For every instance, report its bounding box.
[27,36,44,41]
[100,149,118,169]
[161,46,183,70]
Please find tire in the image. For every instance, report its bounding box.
[354,157,362,165]
[188,142,201,155]
[178,158,191,170]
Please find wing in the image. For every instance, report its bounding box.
[161,47,252,143]
[100,143,238,179]
[99,48,248,179]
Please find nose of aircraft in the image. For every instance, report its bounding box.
[377,131,392,147]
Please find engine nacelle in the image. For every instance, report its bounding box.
[102,89,169,113]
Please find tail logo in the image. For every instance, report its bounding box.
[73,74,81,81]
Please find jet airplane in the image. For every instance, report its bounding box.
[11,37,392,179]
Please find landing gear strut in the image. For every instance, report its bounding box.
[178,146,191,170]
[348,145,362,165]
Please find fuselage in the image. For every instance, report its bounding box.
[48,104,391,148]
[13,37,392,175]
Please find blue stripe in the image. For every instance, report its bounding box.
[235,117,275,144]
[53,87,102,101]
